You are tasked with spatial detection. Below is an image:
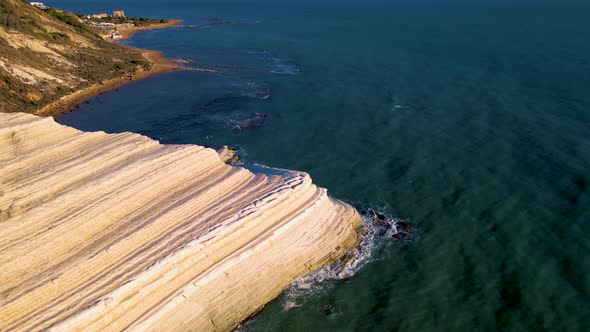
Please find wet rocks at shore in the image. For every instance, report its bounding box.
[176,58,193,64]
[217,145,240,163]
[362,208,413,239]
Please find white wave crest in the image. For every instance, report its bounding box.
[281,209,411,311]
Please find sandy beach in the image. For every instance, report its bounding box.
[117,19,183,41]
[36,19,187,118]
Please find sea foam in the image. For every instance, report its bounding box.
[281,208,413,311]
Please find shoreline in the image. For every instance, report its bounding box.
[117,19,183,41]
[36,19,186,118]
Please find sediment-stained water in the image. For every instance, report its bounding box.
[52,0,590,330]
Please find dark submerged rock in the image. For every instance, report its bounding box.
[392,221,412,239]
[229,112,268,131]
[321,304,335,316]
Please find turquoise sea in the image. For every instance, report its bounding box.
[50,0,590,330]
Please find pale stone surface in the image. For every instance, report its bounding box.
[0,112,362,331]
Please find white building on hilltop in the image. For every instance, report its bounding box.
[30,2,48,9]
[84,13,109,19]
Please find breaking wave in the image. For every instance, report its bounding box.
[281,208,413,311]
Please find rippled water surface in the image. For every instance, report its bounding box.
[51,0,590,330]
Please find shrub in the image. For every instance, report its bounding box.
[56,85,70,94]
[0,0,19,29]
[130,59,150,70]
[46,9,86,30]
[45,32,69,41]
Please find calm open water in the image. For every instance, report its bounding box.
[50,0,590,330]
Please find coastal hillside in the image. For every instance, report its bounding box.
[0,0,150,114]
[0,112,362,331]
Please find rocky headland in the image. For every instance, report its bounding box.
[0,112,363,331]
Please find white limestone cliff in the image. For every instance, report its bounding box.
[0,112,362,331]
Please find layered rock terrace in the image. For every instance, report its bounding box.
[0,112,362,331]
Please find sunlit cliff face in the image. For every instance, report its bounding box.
[0,112,362,331]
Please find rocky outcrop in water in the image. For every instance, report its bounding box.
[0,112,362,331]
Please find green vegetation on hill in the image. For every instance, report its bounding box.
[0,0,17,28]
[46,8,87,30]
[0,0,152,113]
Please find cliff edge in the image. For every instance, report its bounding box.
[0,112,362,331]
